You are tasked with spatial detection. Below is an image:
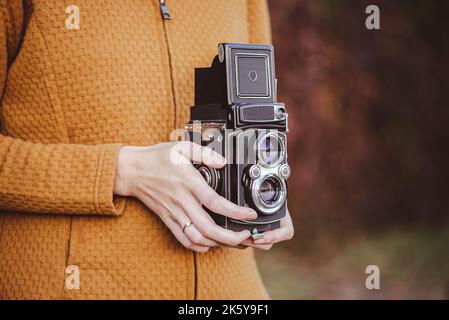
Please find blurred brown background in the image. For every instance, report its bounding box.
[256,0,449,299]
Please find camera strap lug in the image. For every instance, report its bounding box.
[159,0,172,20]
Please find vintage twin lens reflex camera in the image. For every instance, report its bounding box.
[185,43,290,239]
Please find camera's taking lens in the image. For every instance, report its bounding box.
[258,133,284,167]
[259,176,281,205]
[248,174,286,215]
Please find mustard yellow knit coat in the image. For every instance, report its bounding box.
[0,0,272,299]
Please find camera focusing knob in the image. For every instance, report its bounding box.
[279,164,291,179]
[275,107,286,120]
[249,165,261,179]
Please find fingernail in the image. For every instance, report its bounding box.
[215,154,226,165]
[254,238,266,244]
[242,230,251,238]
[247,210,258,219]
[244,208,257,215]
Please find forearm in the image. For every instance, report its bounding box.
[0,135,124,216]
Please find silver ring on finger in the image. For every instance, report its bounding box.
[182,221,193,233]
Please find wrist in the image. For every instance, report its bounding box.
[113,146,137,197]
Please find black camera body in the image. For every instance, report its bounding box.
[185,43,290,238]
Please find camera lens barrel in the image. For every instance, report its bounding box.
[250,174,287,215]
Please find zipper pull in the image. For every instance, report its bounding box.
[159,0,172,20]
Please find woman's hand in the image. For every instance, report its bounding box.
[241,208,294,251]
[113,142,256,253]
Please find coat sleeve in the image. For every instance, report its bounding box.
[247,0,272,44]
[0,0,124,216]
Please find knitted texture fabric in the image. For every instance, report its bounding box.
[0,0,271,299]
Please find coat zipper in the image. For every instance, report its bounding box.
[157,2,197,299]
[159,0,172,20]
[159,1,177,130]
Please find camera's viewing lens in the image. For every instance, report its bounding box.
[259,177,280,205]
[259,134,282,166]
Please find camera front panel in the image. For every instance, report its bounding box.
[228,129,289,227]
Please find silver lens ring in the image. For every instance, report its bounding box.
[251,174,287,215]
[257,132,286,168]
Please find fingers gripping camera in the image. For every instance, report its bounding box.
[185,43,290,237]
